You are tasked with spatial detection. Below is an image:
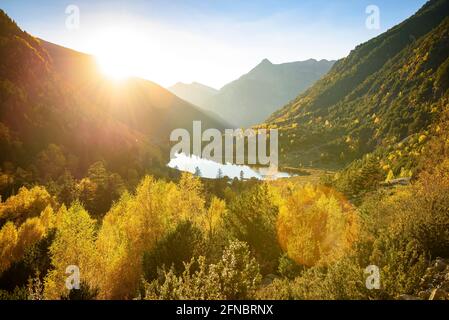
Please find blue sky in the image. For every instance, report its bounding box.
[1,0,428,88]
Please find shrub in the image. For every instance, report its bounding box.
[225,184,281,274]
[142,220,203,281]
[144,240,261,300]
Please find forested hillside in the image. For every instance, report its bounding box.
[0,10,223,203]
[263,0,449,173]
[41,40,225,140]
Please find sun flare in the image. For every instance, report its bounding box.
[96,54,131,80]
[92,27,146,80]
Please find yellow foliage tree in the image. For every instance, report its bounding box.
[14,217,45,260]
[178,172,206,219]
[0,206,54,273]
[0,222,18,273]
[0,186,55,224]
[201,196,226,241]
[44,202,96,299]
[39,205,55,230]
[94,174,206,299]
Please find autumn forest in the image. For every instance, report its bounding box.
[1,0,449,302]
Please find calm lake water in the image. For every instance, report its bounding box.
[167,153,292,180]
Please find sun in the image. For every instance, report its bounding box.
[92,27,143,80]
[96,53,131,80]
[88,23,191,86]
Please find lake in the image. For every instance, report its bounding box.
[167,153,292,180]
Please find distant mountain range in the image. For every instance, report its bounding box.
[169,59,334,127]
[169,82,218,108]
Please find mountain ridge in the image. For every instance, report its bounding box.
[168,81,218,108]
[170,58,335,127]
[261,0,449,172]
[0,9,225,197]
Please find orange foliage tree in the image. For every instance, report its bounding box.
[276,184,359,267]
